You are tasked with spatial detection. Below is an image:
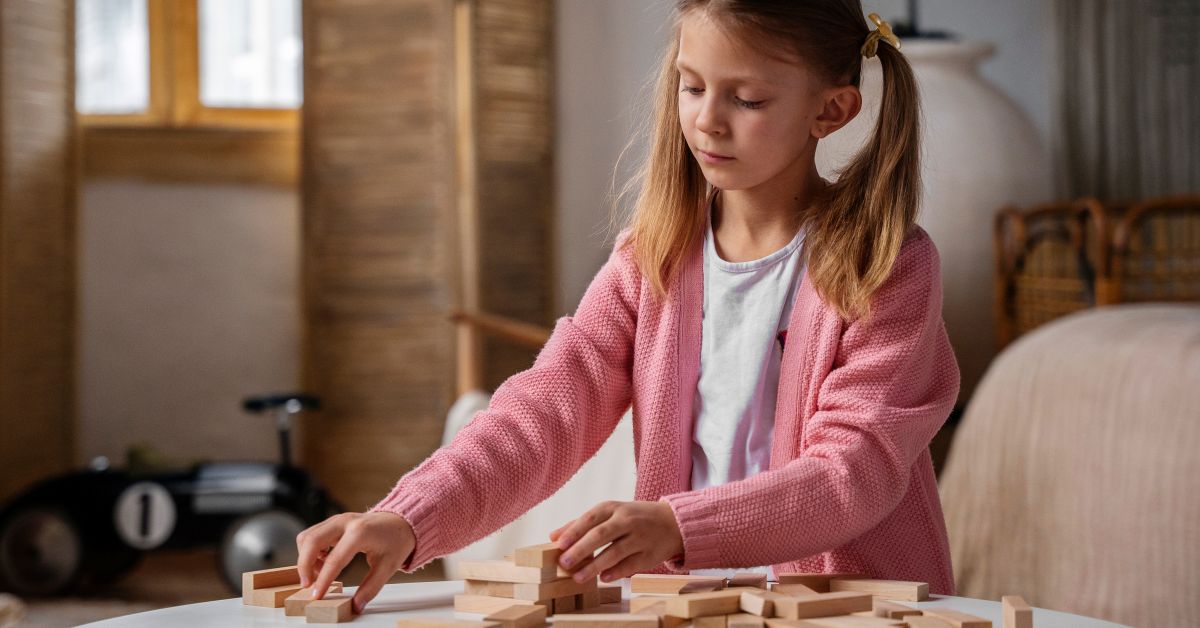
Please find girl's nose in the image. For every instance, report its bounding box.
[695,95,725,135]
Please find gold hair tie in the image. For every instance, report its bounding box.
[861,12,901,59]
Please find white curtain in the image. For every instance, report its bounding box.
[1050,0,1199,202]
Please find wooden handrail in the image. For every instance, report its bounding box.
[449,309,552,350]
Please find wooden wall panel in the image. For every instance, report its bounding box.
[301,0,460,510]
[472,0,555,390]
[302,0,555,512]
[0,0,77,502]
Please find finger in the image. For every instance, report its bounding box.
[564,520,624,582]
[576,536,634,582]
[558,502,617,557]
[599,550,649,582]
[310,536,360,600]
[549,521,571,542]
[352,555,398,614]
[296,520,343,588]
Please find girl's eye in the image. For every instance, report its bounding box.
[679,86,765,110]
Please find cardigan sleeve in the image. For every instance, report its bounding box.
[369,229,639,571]
[660,229,960,569]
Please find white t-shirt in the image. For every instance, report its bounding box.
[689,191,807,579]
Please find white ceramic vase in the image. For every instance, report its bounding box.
[816,39,1051,405]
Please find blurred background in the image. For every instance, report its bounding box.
[0,0,1195,626]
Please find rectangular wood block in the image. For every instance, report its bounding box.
[770,584,818,597]
[513,577,597,601]
[828,580,928,602]
[903,617,955,628]
[631,574,726,595]
[242,565,300,593]
[694,615,727,628]
[397,620,501,628]
[870,599,921,620]
[774,574,868,594]
[775,616,903,627]
[740,590,786,617]
[599,586,623,604]
[578,588,602,609]
[306,593,354,623]
[486,603,549,628]
[283,582,344,616]
[466,580,514,597]
[555,594,579,614]
[455,594,548,615]
[515,542,563,569]
[727,573,768,589]
[771,592,873,620]
[664,589,744,618]
[458,560,559,584]
[630,598,670,614]
[249,584,305,608]
[551,614,662,628]
[921,608,992,628]
[728,613,766,628]
[1001,596,1032,628]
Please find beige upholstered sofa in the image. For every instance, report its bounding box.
[940,304,1200,627]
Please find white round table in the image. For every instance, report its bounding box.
[79,580,1130,627]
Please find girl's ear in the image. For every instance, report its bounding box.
[811,85,862,139]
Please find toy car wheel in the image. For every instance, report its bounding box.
[0,505,84,596]
[217,509,305,592]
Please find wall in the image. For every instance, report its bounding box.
[77,179,300,466]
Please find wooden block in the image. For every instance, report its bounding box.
[631,574,726,594]
[486,603,549,628]
[694,615,727,628]
[455,594,548,615]
[397,620,501,628]
[728,613,766,628]
[740,590,786,617]
[921,608,992,628]
[465,580,493,595]
[459,560,559,584]
[242,565,300,597]
[599,586,623,604]
[513,577,597,601]
[727,573,768,589]
[1001,596,1031,628]
[306,592,354,623]
[769,616,903,627]
[774,574,868,594]
[664,589,744,618]
[870,599,921,620]
[283,582,344,616]
[249,584,305,608]
[551,614,662,628]
[555,594,579,614]
[515,543,563,569]
[630,597,670,613]
[829,580,928,602]
[770,584,818,597]
[578,588,603,609]
[771,592,872,620]
[903,617,955,628]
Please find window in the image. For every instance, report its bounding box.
[76,0,302,129]
[76,0,302,185]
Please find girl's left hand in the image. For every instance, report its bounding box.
[549,500,685,583]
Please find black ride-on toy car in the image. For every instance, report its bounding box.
[0,393,341,596]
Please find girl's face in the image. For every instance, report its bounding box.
[675,11,832,193]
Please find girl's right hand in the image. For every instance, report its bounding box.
[296,511,416,614]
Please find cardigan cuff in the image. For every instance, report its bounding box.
[370,487,445,573]
[661,492,724,570]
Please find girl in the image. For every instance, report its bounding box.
[298,0,959,614]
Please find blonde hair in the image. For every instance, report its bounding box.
[608,0,922,322]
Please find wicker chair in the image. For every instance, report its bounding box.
[1103,195,1200,304]
[993,198,1110,350]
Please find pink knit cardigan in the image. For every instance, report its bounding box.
[372,224,960,594]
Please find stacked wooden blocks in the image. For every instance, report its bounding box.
[450,543,622,616]
[242,565,351,623]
